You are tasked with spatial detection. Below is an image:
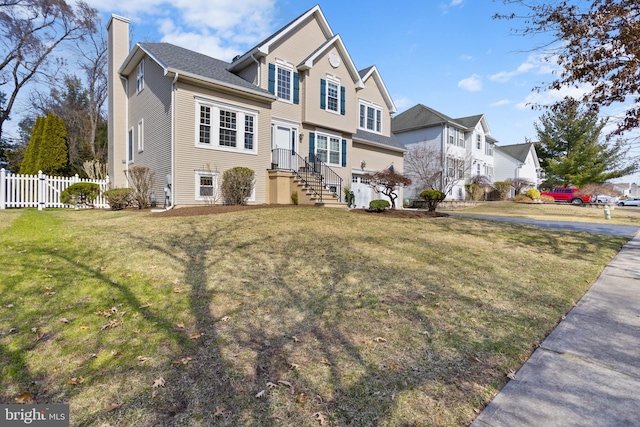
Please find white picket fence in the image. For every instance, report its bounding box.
[0,168,110,210]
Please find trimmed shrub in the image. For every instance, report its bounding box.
[525,188,541,200]
[369,199,390,212]
[103,188,133,210]
[291,191,299,205]
[493,181,511,200]
[465,183,482,201]
[419,189,446,212]
[61,182,100,208]
[513,194,533,203]
[540,194,556,203]
[221,167,255,205]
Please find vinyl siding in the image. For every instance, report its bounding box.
[126,56,173,203]
[358,75,391,136]
[173,81,272,206]
[303,48,356,134]
[262,14,328,122]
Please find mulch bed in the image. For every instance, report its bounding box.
[148,204,448,219]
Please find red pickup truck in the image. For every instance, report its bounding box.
[541,188,594,205]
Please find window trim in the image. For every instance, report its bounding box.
[358,100,383,134]
[476,134,482,150]
[315,131,342,167]
[195,169,219,201]
[136,60,144,94]
[127,127,134,163]
[137,119,144,152]
[275,61,294,103]
[194,97,258,155]
[325,77,341,114]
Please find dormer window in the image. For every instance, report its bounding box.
[136,60,144,93]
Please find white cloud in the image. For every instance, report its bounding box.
[459,55,473,61]
[489,53,560,83]
[516,84,594,110]
[90,0,277,61]
[450,0,464,5]
[490,99,511,107]
[393,96,413,111]
[458,74,482,92]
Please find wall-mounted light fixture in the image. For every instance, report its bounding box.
[360,160,366,170]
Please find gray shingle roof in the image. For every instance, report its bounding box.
[495,143,533,163]
[454,114,483,129]
[353,129,406,151]
[391,104,458,133]
[139,42,270,95]
[358,66,374,79]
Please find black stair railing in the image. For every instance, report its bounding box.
[271,148,342,203]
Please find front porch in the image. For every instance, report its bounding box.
[267,149,345,208]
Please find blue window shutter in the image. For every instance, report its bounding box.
[309,132,315,162]
[341,139,347,167]
[268,63,275,95]
[293,72,300,104]
[320,79,326,110]
[340,86,346,115]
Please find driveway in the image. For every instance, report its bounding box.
[449,213,640,238]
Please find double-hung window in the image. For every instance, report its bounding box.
[196,99,258,154]
[485,143,493,156]
[326,81,339,112]
[277,66,292,101]
[195,170,218,200]
[476,135,482,150]
[316,134,341,166]
[358,101,382,133]
[136,60,144,93]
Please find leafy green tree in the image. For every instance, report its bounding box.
[20,116,45,174]
[37,113,69,175]
[535,98,637,188]
[20,113,69,175]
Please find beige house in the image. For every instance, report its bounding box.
[107,5,405,208]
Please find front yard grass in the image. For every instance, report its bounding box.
[457,200,640,226]
[0,207,629,426]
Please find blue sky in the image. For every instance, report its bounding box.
[51,0,640,183]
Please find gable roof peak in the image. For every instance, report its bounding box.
[228,4,333,71]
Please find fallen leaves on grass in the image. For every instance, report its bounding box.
[95,307,118,317]
[172,287,183,293]
[373,337,387,343]
[173,357,192,365]
[79,325,89,330]
[176,322,185,329]
[152,377,165,388]
[15,392,34,404]
[277,380,295,394]
[314,412,327,425]
[136,356,150,363]
[6,303,14,308]
[255,390,267,399]
[189,333,202,340]
[219,316,231,322]
[214,407,225,416]
[139,303,152,308]
[104,402,123,412]
[288,363,299,370]
[67,377,85,385]
[507,370,517,380]
[59,318,69,324]
[100,320,122,330]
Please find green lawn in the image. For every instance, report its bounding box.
[455,200,640,226]
[0,207,629,426]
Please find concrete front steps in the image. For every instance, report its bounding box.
[293,176,347,209]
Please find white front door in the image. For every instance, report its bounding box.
[272,125,297,170]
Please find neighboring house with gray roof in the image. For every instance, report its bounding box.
[107,5,405,208]
[493,142,543,197]
[391,104,497,201]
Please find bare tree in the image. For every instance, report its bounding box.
[364,166,411,209]
[404,143,470,197]
[506,177,534,196]
[0,0,97,141]
[496,1,640,137]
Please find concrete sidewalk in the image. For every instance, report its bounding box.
[471,233,640,427]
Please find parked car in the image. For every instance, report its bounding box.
[596,195,620,204]
[617,197,640,207]
[540,188,594,204]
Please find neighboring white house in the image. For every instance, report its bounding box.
[493,142,543,197]
[391,104,497,200]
